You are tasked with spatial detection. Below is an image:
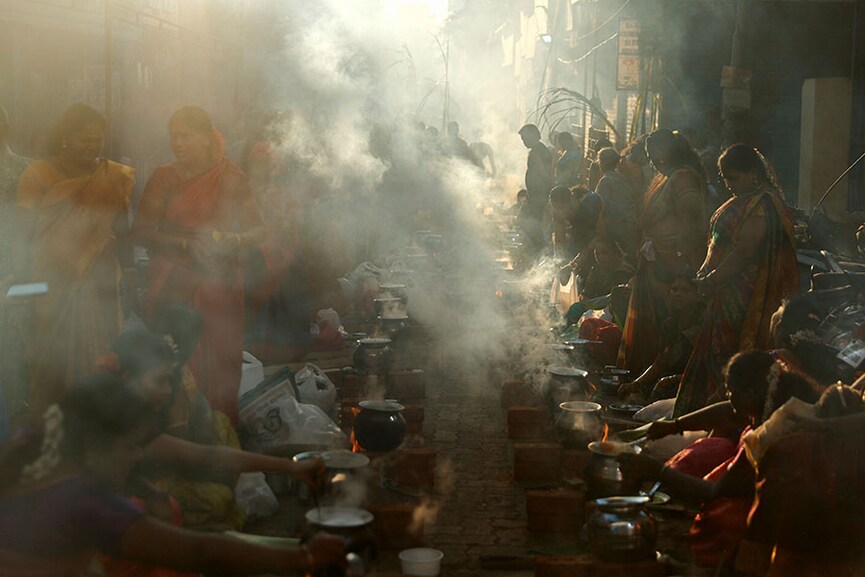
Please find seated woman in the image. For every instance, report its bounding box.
[619,351,820,570]
[0,376,345,576]
[769,296,845,389]
[738,385,865,576]
[97,329,323,531]
[618,272,705,402]
[580,237,635,301]
[146,306,246,530]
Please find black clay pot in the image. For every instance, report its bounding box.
[353,400,406,453]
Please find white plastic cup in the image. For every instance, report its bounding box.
[399,548,444,576]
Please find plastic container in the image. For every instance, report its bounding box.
[399,548,444,576]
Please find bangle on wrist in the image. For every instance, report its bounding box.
[301,545,315,570]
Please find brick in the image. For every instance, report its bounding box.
[339,373,367,399]
[561,449,592,481]
[402,404,425,436]
[526,489,586,535]
[369,503,424,550]
[592,558,667,577]
[534,555,594,577]
[507,406,551,440]
[387,369,427,401]
[501,380,541,409]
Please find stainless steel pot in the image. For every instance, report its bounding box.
[353,338,393,376]
[585,441,642,497]
[587,495,657,562]
[555,401,602,449]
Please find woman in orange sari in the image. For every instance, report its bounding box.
[618,129,708,375]
[16,103,135,415]
[133,106,264,423]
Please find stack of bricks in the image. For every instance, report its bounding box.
[385,447,437,488]
[525,488,586,534]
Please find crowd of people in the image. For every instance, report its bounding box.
[514,121,865,575]
[1,93,863,575]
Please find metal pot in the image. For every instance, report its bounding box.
[587,495,657,562]
[303,506,377,577]
[377,316,409,341]
[353,338,393,376]
[353,400,406,453]
[546,366,590,408]
[555,401,602,449]
[585,441,642,498]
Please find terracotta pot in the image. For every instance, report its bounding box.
[353,400,406,453]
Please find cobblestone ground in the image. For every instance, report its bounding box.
[422,358,531,577]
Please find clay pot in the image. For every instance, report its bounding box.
[353,400,406,453]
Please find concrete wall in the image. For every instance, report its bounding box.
[799,77,852,220]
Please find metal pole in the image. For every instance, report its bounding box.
[849,0,865,211]
[442,39,450,131]
[104,0,113,156]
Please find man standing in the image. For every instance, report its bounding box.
[517,123,553,253]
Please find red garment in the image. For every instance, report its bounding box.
[666,436,738,479]
[137,156,258,423]
[579,317,622,366]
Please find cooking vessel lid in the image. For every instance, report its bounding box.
[358,337,392,346]
[593,495,650,508]
[358,400,404,412]
[547,366,589,378]
[306,506,374,528]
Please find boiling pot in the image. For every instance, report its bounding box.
[555,401,602,449]
[353,400,406,453]
[546,366,590,408]
[302,506,376,577]
[353,338,393,376]
[587,495,657,562]
[585,441,642,498]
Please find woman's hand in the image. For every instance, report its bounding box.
[617,452,664,482]
[304,533,347,570]
[289,456,327,491]
[617,381,643,399]
[646,419,679,439]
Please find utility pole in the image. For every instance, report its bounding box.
[104,0,113,156]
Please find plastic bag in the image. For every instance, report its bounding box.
[295,363,338,414]
[550,272,579,315]
[239,352,265,398]
[234,472,279,520]
[238,369,345,453]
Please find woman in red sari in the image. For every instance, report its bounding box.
[674,145,797,417]
[16,103,135,415]
[133,106,264,423]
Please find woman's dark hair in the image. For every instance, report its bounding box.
[816,384,865,419]
[725,350,820,416]
[598,147,621,172]
[46,103,106,155]
[0,375,152,492]
[645,128,706,182]
[770,297,838,386]
[149,304,203,366]
[718,143,774,187]
[623,135,647,160]
[169,105,213,135]
[670,269,698,289]
[112,329,175,378]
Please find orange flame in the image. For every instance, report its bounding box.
[350,407,364,453]
[601,423,610,443]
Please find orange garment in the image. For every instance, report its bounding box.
[17,159,134,414]
[135,150,260,423]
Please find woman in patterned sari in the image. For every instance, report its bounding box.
[673,145,797,416]
[133,106,265,424]
[16,103,135,416]
[618,129,708,375]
